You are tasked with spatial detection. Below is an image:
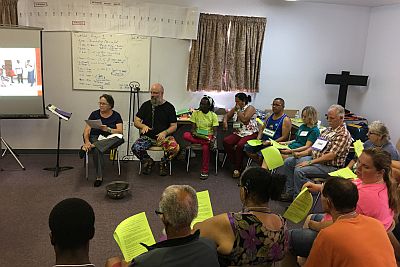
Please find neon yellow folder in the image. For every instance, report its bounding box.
[353,140,364,157]
[191,190,214,228]
[261,146,284,170]
[329,167,357,179]
[283,187,313,223]
[247,139,263,146]
[113,212,156,262]
[270,139,290,150]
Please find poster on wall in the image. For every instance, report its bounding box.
[17,0,199,39]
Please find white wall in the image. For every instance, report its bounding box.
[353,4,400,142]
[2,1,371,149]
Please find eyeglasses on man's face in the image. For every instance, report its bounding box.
[98,102,109,106]
[154,210,164,215]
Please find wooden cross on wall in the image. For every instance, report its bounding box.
[325,71,368,109]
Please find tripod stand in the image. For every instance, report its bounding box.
[0,119,25,171]
[43,107,73,177]
[122,81,140,160]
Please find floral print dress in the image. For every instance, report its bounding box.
[219,212,288,266]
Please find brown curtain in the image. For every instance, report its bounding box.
[187,13,230,92]
[0,0,18,25]
[226,16,266,92]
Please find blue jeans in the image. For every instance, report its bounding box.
[289,214,324,257]
[282,156,337,197]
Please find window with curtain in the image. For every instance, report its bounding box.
[0,0,18,25]
[187,13,266,93]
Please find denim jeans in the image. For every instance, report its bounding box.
[282,156,337,196]
[289,214,324,257]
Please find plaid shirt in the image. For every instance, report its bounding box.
[312,123,352,167]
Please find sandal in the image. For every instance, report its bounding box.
[232,170,241,179]
[200,172,209,180]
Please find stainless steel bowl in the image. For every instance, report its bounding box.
[106,181,130,199]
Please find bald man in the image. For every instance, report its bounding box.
[132,83,179,176]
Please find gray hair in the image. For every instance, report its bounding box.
[159,185,198,228]
[328,104,345,118]
[369,121,390,141]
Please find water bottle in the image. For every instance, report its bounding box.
[295,110,300,119]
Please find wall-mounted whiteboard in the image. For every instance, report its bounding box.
[72,32,150,91]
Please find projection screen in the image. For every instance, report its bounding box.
[0,26,46,119]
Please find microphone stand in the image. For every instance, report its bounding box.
[123,81,140,160]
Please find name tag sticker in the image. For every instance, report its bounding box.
[263,128,275,138]
[312,137,328,151]
[299,131,309,137]
[233,122,241,129]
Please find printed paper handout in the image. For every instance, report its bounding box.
[283,187,313,223]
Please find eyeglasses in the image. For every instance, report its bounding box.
[154,210,163,215]
[98,102,109,106]
[271,103,282,107]
[367,132,379,136]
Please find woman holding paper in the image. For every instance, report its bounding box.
[261,106,320,170]
[223,93,258,178]
[80,94,123,187]
[183,96,219,179]
[193,167,288,266]
[289,147,398,260]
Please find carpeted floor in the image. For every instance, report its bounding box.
[0,152,305,267]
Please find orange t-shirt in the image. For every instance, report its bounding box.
[305,214,396,267]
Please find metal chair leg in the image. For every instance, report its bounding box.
[117,150,121,176]
[186,147,191,173]
[85,151,89,180]
[215,149,218,175]
[221,153,227,168]
[246,158,253,168]
[311,192,321,213]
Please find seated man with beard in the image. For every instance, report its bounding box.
[131,83,180,176]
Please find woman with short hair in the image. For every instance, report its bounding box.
[80,94,123,187]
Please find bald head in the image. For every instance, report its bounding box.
[159,185,198,229]
[151,83,164,93]
[150,83,165,106]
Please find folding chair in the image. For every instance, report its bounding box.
[85,146,121,180]
[186,144,219,175]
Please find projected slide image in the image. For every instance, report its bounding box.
[0,48,43,96]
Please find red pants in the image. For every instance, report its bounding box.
[183,131,211,173]
[223,133,258,171]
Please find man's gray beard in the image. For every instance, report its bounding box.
[150,98,158,106]
[151,98,162,106]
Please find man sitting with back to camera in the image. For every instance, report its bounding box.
[305,177,397,267]
[49,198,96,267]
[131,83,180,176]
[280,104,352,201]
[106,185,220,267]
